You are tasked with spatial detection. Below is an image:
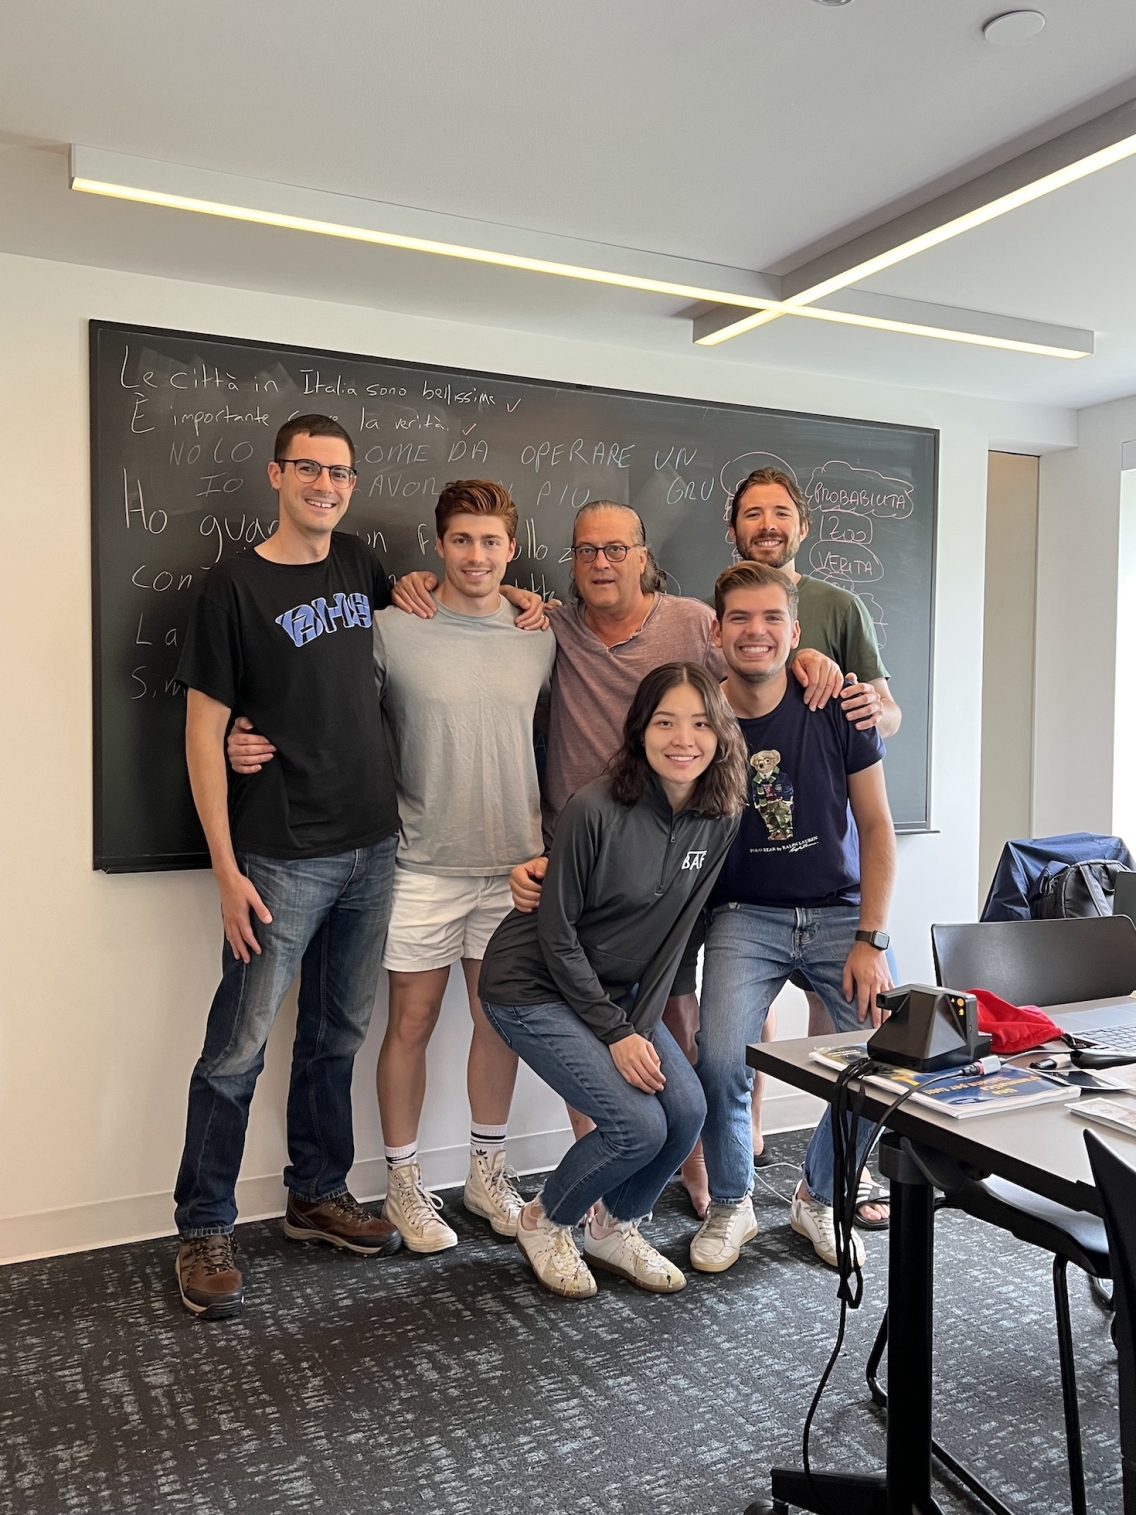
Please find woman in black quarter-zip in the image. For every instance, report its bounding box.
[479,662,746,1299]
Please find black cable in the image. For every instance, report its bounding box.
[801,1056,964,1515]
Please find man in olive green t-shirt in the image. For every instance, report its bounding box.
[728,467,900,1223]
[729,467,901,740]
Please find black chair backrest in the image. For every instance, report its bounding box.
[931,916,1136,1006]
[1083,1132,1136,1511]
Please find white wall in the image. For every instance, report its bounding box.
[1115,468,1136,851]
[0,248,1076,1262]
[1035,395,1136,835]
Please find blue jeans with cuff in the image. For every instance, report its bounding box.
[174,837,397,1238]
[482,1000,705,1226]
[696,901,881,1208]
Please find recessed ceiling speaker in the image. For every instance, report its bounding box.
[983,10,1046,44]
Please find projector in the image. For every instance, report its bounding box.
[867,984,991,1072]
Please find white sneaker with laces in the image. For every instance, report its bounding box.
[382,1162,458,1253]
[464,1149,524,1237]
[790,1188,866,1269]
[515,1206,597,1299]
[689,1197,759,1273]
[583,1218,685,1293]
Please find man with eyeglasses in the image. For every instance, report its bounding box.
[171,414,403,1319]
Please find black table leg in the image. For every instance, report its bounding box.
[881,1132,941,1515]
[751,1133,940,1515]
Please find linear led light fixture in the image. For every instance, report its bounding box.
[70,146,786,315]
[697,94,1136,346]
[68,146,1093,360]
[695,291,1092,358]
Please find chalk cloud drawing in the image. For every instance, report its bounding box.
[802,462,916,650]
[806,459,914,520]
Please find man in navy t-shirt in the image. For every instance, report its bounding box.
[688,561,897,1276]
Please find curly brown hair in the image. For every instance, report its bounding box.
[607,663,747,816]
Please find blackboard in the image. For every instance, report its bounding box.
[90,320,938,871]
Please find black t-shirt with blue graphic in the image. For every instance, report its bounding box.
[177,532,399,859]
[710,677,885,910]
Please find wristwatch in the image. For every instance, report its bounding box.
[855,929,890,951]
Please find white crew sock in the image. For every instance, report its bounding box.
[385,1142,417,1170]
[470,1122,507,1162]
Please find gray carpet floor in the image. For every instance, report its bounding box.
[0,1130,1124,1515]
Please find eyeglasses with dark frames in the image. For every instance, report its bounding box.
[275,458,358,486]
[569,543,640,563]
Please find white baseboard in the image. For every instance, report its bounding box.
[0,1127,578,1266]
[1,1095,822,1266]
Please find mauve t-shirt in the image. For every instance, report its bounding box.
[542,594,726,842]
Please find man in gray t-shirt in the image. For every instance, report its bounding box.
[374,483,554,1256]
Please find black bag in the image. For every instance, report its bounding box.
[1032,860,1131,919]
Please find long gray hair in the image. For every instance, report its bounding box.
[569,501,667,599]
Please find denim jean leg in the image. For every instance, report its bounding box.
[795,905,880,1206]
[696,905,795,1204]
[601,1022,706,1221]
[174,855,333,1237]
[481,1000,671,1226]
[285,836,397,1200]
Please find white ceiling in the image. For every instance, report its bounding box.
[4,0,1136,408]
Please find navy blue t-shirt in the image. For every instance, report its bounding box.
[710,677,885,909]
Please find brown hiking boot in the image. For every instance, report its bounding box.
[175,1235,244,1319]
[283,1191,403,1256]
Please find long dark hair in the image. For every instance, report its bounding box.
[607,663,747,816]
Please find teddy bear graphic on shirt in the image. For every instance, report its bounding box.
[749,749,795,840]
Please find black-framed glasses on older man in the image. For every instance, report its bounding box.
[275,458,358,486]
[569,543,638,563]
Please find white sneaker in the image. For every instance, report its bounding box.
[689,1197,759,1273]
[790,1188,866,1270]
[515,1206,597,1299]
[464,1149,524,1237]
[584,1218,686,1293]
[382,1162,458,1253]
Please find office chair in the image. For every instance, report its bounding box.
[1084,1133,1136,1515]
[930,914,1136,1009]
[865,917,1134,1515]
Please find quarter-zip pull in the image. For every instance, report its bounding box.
[656,822,679,895]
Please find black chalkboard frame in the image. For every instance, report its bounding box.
[89,319,938,871]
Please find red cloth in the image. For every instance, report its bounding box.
[970,988,1062,1054]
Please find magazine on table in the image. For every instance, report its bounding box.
[809,1044,1079,1120]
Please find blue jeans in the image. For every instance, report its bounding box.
[696,902,878,1207]
[482,1002,706,1225]
[174,837,397,1237]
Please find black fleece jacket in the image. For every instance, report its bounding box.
[478,776,740,1043]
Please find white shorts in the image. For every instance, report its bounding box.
[381,867,515,973]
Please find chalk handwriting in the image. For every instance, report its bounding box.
[422,380,496,406]
[171,406,270,435]
[805,460,914,520]
[368,473,438,500]
[123,471,167,534]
